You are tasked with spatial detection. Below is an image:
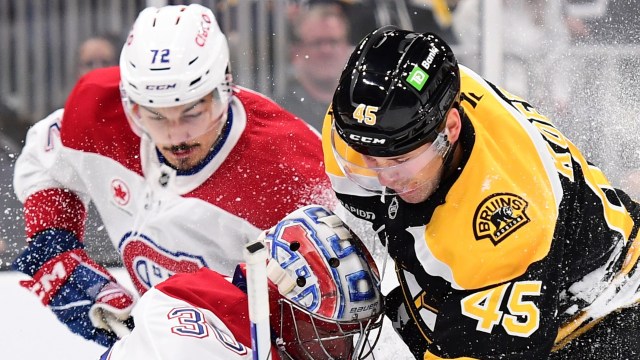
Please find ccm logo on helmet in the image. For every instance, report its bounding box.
[195,13,212,47]
[348,134,386,145]
[146,84,177,90]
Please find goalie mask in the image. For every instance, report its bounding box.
[258,205,383,360]
[119,4,232,144]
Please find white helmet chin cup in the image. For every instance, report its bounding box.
[120,4,231,108]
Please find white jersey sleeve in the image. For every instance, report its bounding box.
[13,108,91,205]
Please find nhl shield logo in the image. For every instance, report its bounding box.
[473,193,530,246]
[388,197,399,220]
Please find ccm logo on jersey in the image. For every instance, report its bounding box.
[472,193,530,246]
[119,233,207,294]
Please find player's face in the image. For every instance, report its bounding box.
[363,140,447,204]
[77,38,117,78]
[294,15,351,90]
[135,94,226,171]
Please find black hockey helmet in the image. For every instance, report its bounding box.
[332,26,460,157]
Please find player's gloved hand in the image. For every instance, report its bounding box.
[13,229,135,347]
[89,282,136,339]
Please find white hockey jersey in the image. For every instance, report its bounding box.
[101,268,282,360]
[14,67,332,294]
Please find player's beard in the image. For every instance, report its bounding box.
[394,163,445,204]
[161,142,203,171]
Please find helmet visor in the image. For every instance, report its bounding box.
[122,86,227,144]
[330,121,450,195]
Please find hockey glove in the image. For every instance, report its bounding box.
[13,229,135,347]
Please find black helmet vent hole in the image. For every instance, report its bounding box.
[289,241,300,252]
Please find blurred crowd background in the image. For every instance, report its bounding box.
[1,0,640,270]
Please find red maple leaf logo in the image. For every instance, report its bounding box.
[111,179,130,206]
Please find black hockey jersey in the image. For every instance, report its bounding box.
[322,65,640,359]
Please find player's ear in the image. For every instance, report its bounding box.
[131,103,140,116]
[444,108,461,143]
[224,67,233,85]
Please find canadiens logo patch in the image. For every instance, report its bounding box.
[110,178,131,206]
[472,193,530,246]
[119,232,207,294]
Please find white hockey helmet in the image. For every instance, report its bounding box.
[120,4,232,143]
[120,4,231,107]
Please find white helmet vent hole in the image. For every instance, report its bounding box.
[188,57,199,65]
[189,77,202,87]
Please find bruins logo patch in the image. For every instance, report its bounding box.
[473,193,530,245]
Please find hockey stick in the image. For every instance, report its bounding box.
[244,240,272,360]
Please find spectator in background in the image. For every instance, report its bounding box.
[76,33,121,79]
[281,2,353,131]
